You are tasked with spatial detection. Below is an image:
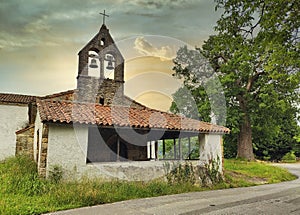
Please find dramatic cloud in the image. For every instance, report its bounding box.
[134,37,176,60]
[0,0,221,100]
[125,0,196,9]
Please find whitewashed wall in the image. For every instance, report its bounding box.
[0,104,28,161]
[46,124,224,181]
[46,124,89,178]
[199,134,223,172]
[33,111,43,165]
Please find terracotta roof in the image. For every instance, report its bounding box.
[42,89,75,100]
[37,100,230,134]
[0,93,37,105]
[15,124,35,134]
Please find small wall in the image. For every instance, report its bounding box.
[0,104,29,161]
[15,125,35,158]
[83,160,199,181]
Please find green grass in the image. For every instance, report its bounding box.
[0,156,297,214]
[224,159,297,184]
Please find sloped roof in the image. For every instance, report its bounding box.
[0,93,37,105]
[37,100,230,134]
[42,89,75,100]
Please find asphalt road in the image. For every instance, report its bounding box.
[47,163,300,215]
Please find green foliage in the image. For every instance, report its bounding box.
[157,137,199,160]
[164,162,196,185]
[49,165,63,183]
[0,156,296,214]
[172,0,300,160]
[281,151,297,163]
[224,159,296,183]
[0,155,47,196]
[197,157,223,187]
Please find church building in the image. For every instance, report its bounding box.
[0,19,229,181]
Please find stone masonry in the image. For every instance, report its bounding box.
[38,124,49,177]
[15,125,35,159]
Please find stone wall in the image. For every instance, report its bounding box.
[77,24,124,82]
[76,75,124,104]
[38,124,49,177]
[15,125,35,158]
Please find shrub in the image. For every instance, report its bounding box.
[281,151,297,163]
[197,156,223,187]
[48,165,63,183]
[164,161,196,185]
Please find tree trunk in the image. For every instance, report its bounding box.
[237,113,255,160]
[237,94,255,161]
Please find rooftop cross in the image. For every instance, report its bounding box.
[99,10,109,25]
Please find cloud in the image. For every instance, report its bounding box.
[24,17,51,33]
[126,0,194,9]
[134,37,175,60]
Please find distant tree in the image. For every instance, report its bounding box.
[172,0,300,160]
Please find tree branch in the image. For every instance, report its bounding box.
[246,71,265,91]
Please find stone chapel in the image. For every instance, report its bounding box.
[0,21,229,181]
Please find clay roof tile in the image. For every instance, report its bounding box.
[37,100,230,134]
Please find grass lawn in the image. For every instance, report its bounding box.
[0,156,297,215]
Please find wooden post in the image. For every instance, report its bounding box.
[149,141,152,160]
[188,137,191,160]
[163,139,166,159]
[117,137,120,161]
[155,141,158,160]
[173,138,176,159]
[178,138,182,160]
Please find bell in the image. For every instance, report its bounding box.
[106,60,114,70]
[89,58,98,68]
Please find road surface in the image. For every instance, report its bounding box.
[47,163,300,215]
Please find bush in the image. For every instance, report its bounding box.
[197,157,223,186]
[164,161,196,185]
[281,151,297,163]
[48,165,63,183]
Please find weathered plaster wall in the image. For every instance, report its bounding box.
[46,124,89,179]
[34,111,43,164]
[46,124,224,181]
[199,134,223,172]
[46,124,195,181]
[0,104,28,161]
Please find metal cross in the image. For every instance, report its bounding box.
[99,10,109,25]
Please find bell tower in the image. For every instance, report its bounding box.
[76,11,124,105]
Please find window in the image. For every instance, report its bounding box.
[99,97,104,105]
[100,38,105,46]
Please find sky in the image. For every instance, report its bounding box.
[0,0,222,111]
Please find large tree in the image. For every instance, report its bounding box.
[172,0,300,160]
